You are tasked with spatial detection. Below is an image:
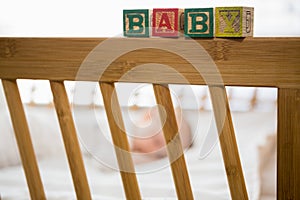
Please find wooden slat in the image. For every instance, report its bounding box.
[153,84,194,200]
[0,38,299,88]
[208,86,248,200]
[50,81,92,200]
[277,88,300,200]
[99,82,141,200]
[2,79,46,200]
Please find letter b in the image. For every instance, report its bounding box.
[184,8,214,38]
[123,10,149,37]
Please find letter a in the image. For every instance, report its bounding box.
[152,8,179,37]
[158,13,172,31]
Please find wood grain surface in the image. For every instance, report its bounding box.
[153,84,194,200]
[50,81,92,200]
[277,88,300,200]
[100,82,141,200]
[209,85,248,200]
[0,37,299,88]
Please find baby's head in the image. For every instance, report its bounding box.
[131,106,192,158]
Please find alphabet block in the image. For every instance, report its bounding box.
[123,9,149,37]
[152,8,184,37]
[184,8,214,38]
[215,7,254,37]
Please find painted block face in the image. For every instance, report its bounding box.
[184,8,214,38]
[123,9,149,37]
[215,7,254,37]
[152,8,182,37]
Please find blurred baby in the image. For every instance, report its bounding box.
[130,106,192,161]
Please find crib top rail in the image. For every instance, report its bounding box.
[0,37,299,88]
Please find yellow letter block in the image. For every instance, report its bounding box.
[215,7,254,37]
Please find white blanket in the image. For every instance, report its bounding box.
[0,107,276,199]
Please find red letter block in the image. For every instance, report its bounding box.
[152,8,183,37]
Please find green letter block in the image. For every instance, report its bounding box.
[123,9,149,37]
[184,8,214,38]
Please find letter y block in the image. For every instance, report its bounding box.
[215,7,254,37]
[123,9,149,37]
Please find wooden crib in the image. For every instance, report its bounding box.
[0,37,299,200]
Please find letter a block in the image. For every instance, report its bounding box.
[123,9,149,37]
[215,7,254,37]
[184,8,214,38]
[152,8,183,37]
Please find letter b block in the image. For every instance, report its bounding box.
[215,7,254,37]
[123,9,149,37]
[184,8,214,38]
